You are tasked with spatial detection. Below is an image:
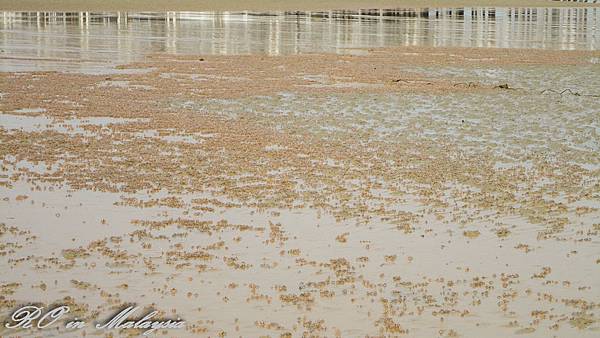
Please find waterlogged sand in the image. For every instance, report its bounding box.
[1,0,599,11]
[0,47,600,337]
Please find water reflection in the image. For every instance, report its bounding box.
[0,8,598,72]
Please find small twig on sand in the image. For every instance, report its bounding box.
[541,89,559,94]
[541,88,599,97]
[453,82,477,88]
[560,88,580,96]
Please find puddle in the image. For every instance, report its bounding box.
[97,80,155,90]
[0,113,147,134]
[134,129,215,144]
[11,107,47,114]
[0,113,53,131]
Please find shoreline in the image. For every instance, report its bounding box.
[0,0,598,12]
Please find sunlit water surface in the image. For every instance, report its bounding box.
[0,7,599,72]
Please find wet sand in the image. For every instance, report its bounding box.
[1,44,599,337]
[1,0,599,11]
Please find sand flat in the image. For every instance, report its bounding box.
[1,2,599,337]
[1,44,599,336]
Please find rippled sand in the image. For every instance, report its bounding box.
[1,45,600,337]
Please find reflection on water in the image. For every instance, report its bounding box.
[0,7,599,72]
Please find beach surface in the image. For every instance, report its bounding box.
[1,2,599,338]
[1,45,599,337]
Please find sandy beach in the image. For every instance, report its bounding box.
[1,3,599,338]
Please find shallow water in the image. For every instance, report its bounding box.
[2,86,599,336]
[1,7,599,73]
